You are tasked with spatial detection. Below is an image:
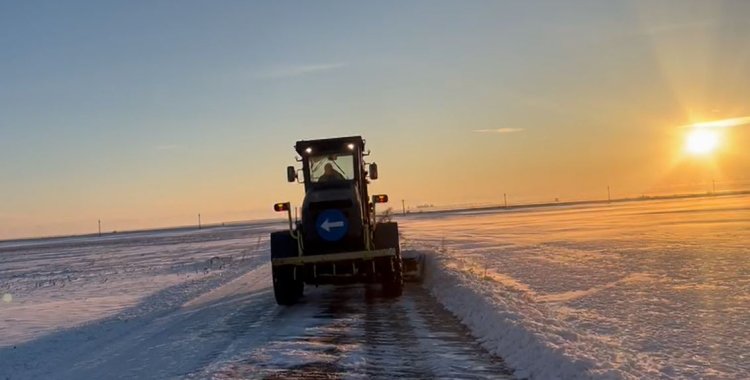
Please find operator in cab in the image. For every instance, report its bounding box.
[318,163,346,182]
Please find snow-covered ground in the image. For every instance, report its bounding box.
[1,195,747,379]
[401,194,750,379]
[0,222,511,379]
[0,225,276,348]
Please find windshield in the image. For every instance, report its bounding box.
[309,154,355,182]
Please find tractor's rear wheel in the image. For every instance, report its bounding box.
[381,254,404,298]
[273,266,303,305]
[373,222,403,298]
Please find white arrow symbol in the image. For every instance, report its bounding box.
[321,219,345,232]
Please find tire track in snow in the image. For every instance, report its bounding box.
[200,284,514,379]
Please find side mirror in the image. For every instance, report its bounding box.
[369,163,378,180]
[286,166,297,182]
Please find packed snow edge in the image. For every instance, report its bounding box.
[419,249,658,380]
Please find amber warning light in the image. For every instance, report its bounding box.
[274,202,291,212]
[373,194,389,203]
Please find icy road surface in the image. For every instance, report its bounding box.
[0,224,512,379]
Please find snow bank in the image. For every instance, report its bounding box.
[423,251,657,379]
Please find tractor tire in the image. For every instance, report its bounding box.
[382,254,404,298]
[273,266,303,306]
[374,222,403,297]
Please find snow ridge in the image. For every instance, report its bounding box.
[423,250,658,380]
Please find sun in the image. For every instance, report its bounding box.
[685,128,720,155]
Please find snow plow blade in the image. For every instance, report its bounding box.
[402,251,426,283]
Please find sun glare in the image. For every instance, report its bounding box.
[685,128,720,156]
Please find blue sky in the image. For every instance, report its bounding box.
[1,1,749,238]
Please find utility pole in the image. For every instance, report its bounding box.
[198,213,202,230]
[98,219,101,237]
[607,185,611,203]
[401,199,406,215]
[712,179,716,194]
[504,193,508,209]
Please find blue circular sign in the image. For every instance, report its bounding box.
[316,210,349,242]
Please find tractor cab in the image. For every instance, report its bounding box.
[287,136,378,254]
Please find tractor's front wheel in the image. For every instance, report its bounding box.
[273,266,303,305]
[381,254,404,298]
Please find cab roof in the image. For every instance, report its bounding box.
[294,136,365,156]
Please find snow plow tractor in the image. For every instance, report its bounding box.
[270,136,422,305]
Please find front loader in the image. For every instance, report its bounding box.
[269,136,423,305]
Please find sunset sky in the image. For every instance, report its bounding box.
[2,0,749,239]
